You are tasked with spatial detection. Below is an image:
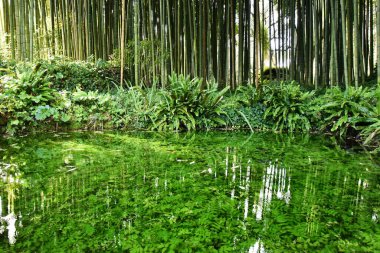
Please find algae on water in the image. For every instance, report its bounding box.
[0,132,379,252]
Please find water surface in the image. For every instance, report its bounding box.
[0,131,379,252]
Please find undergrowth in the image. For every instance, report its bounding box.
[0,62,379,152]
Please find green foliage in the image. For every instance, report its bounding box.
[39,58,119,91]
[55,83,157,130]
[224,105,269,131]
[0,61,16,77]
[0,63,66,134]
[222,86,269,130]
[262,81,314,132]
[34,105,59,121]
[150,74,229,131]
[2,132,379,252]
[195,80,229,129]
[357,86,380,151]
[0,59,380,154]
[109,40,169,85]
[232,85,263,107]
[110,84,159,129]
[68,87,113,129]
[313,86,373,138]
[360,118,380,152]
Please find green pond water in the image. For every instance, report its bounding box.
[0,131,379,252]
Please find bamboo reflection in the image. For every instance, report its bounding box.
[252,161,291,221]
[218,146,379,251]
[0,162,23,244]
[248,238,265,253]
[0,139,378,251]
[223,148,292,221]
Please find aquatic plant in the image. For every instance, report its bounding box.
[0,132,379,251]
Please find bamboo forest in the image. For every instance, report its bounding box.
[0,0,380,252]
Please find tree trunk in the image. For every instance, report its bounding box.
[354,0,360,88]
[120,0,125,85]
[340,0,349,89]
[377,0,380,84]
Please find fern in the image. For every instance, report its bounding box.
[262,81,314,133]
[313,86,373,139]
[150,74,228,131]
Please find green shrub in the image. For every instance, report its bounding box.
[39,58,119,91]
[69,87,113,129]
[313,86,373,138]
[0,64,67,134]
[110,84,159,129]
[262,81,314,132]
[224,104,269,130]
[223,85,269,130]
[66,83,159,130]
[150,74,228,131]
[357,86,380,151]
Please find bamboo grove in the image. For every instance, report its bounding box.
[0,0,380,88]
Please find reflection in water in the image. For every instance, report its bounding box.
[248,238,265,253]
[223,149,292,221]
[0,132,379,252]
[0,162,23,244]
[252,161,291,220]
[1,213,17,244]
[372,212,378,222]
[243,161,251,220]
[253,161,291,221]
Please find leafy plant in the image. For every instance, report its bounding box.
[69,87,113,129]
[34,105,59,121]
[360,118,380,151]
[357,86,380,151]
[194,80,230,129]
[0,63,65,134]
[262,81,314,132]
[110,83,159,129]
[150,74,228,131]
[39,58,118,91]
[313,86,373,138]
[232,84,262,107]
[224,104,268,131]
[223,85,270,131]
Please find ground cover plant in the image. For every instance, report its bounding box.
[223,85,270,131]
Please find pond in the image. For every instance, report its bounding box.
[0,131,379,252]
